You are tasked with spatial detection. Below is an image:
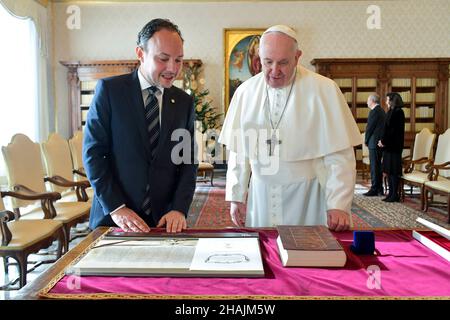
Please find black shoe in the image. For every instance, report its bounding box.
[382,196,392,202]
[363,190,378,196]
[389,196,400,202]
[383,196,400,202]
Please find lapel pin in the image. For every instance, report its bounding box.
[171,99,175,104]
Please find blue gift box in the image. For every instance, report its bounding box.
[350,231,375,255]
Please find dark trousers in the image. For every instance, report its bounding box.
[369,147,383,193]
[387,175,400,199]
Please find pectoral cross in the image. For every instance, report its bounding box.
[266,133,282,156]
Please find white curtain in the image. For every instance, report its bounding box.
[0,0,51,184]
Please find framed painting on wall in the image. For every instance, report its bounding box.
[223,28,265,114]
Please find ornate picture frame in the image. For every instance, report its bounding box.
[223,28,265,114]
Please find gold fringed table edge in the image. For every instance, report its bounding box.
[37,292,450,300]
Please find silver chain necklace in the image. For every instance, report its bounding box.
[264,72,296,156]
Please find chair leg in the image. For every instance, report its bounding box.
[420,187,425,211]
[424,188,429,212]
[3,257,9,274]
[400,180,404,201]
[62,225,70,254]
[15,253,28,288]
[447,194,450,223]
[56,229,64,259]
[210,170,214,187]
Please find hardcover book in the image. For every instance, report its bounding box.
[276,225,347,267]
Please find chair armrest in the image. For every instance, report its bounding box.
[430,161,450,169]
[73,168,87,178]
[403,157,431,174]
[402,155,412,162]
[45,175,90,202]
[45,175,90,188]
[1,186,60,219]
[0,210,14,246]
[427,161,450,181]
[1,185,61,201]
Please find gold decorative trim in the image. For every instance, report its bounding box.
[50,0,375,3]
[38,227,113,298]
[38,292,450,300]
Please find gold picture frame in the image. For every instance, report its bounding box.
[223,28,265,114]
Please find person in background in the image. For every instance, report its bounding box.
[364,93,386,196]
[378,92,405,202]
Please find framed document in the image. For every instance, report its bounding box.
[67,231,264,277]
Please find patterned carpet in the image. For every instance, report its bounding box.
[189,177,233,228]
[189,170,450,229]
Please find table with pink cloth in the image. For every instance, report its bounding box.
[39,228,450,299]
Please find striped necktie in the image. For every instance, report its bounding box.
[142,86,160,216]
[145,86,160,159]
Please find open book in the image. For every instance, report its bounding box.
[67,233,264,277]
[276,225,347,267]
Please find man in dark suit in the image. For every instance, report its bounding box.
[83,19,198,233]
[364,93,385,196]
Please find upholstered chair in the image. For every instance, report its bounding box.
[423,129,450,222]
[0,195,64,288]
[400,128,436,208]
[1,134,91,253]
[68,130,86,179]
[41,133,92,202]
[195,124,214,186]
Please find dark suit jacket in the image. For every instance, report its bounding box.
[381,106,405,152]
[83,70,198,229]
[365,104,385,149]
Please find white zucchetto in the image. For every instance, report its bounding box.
[263,25,298,43]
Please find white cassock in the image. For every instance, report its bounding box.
[218,65,362,227]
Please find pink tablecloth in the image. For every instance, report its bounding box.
[44,229,450,298]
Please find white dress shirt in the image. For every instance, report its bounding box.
[109,68,165,215]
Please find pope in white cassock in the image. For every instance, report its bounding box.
[218,25,362,231]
